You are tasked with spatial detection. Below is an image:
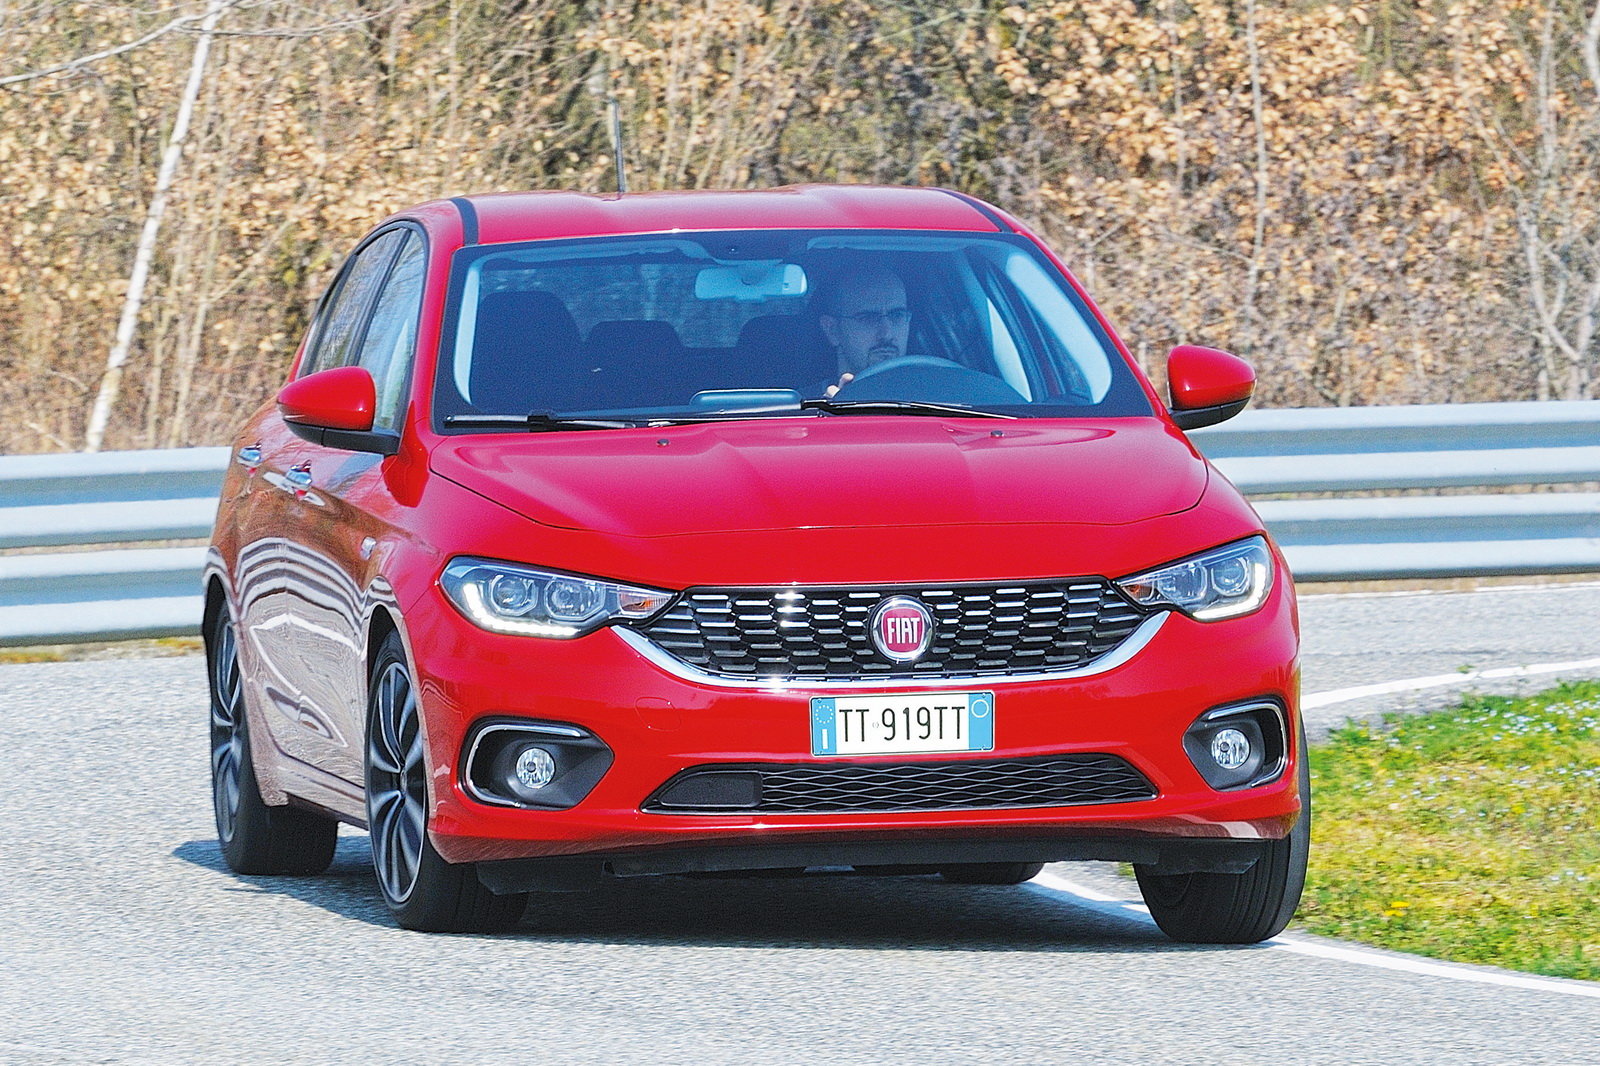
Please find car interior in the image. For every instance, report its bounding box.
[442,236,1123,420]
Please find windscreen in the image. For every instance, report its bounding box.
[433,230,1151,427]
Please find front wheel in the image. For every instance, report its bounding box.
[1134,730,1310,944]
[365,631,527,933]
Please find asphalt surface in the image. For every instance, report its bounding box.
[3,583,1600,1064]
[1297,580,1600,737]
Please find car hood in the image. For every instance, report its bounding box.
[428,416,1209,538]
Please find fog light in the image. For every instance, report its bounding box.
[1181,700,1286,791]
[514,745,557,790]
[1209,727,1251,770]
[465,720,615,810]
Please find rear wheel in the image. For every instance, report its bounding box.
[365,631,526,932]
[1134,729,1311,944]
[938,862,1044,885]
[208,605,336,875]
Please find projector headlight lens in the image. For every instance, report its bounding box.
[1116,536,1274,621]
[441,558,672,638]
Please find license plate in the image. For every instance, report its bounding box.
[810,691,994,757]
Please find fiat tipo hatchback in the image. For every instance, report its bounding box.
[205,186,1307,939]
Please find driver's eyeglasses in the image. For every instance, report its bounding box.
[833,307,910,329]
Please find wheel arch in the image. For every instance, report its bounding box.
[202,566,291,807]
[203,574,227,648]
[367,604,400,674]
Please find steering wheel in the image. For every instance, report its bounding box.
[849,355,967,382]
[833,355,1029,406]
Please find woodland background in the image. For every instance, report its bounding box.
[2,0,1599,454]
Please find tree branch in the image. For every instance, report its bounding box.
[1585,0,1600,110]
[0,2,242,90]
[84,0,229,452]
[201,3,405,39]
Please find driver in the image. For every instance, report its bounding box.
[814,264,911,397]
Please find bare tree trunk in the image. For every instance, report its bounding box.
[1243,0,1270,350]
[1168,0,1186,201]
[1585,0,1600,113]
[168,97,233,449]
[83,0,227,453]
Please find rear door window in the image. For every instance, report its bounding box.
[300,229,406,377]
[353,232,426,432]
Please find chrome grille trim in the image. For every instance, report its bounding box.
[613,612,1168,690]
[628,579,1153,683]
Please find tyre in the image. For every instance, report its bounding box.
[365,631,527,933]
[1134,728,1311,944]
[208,605,337,875]
[937,862,1044,885]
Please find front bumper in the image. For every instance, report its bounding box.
[406,576,1303,869]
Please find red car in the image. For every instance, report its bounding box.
[205,185,1306,940]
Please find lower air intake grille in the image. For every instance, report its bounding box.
[643,754,1157,815]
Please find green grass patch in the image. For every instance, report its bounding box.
[1299,680,1600,980]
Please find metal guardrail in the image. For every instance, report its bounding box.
[1190,400,1600,580]
[0,402,1596,645]
[0,448,224,646]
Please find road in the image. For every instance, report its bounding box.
[3,583,1599,1064]
[1297,580,1600,737]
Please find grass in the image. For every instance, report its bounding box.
[1299,680,1600,981]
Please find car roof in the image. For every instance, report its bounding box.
[406,185,1009,246]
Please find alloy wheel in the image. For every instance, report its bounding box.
[209,617,246,843]
[367,660,428,904]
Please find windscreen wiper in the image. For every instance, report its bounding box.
[800,398,1016,419]
[644,408,811,426]
[444,413,641,431]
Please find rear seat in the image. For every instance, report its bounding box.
[469,290,596,412]
[729,313,832,392]
[584,320,689,407]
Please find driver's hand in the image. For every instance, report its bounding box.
[824,373,854,398]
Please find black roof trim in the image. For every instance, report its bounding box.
[934,188,1012,233]
[450,196,479,246]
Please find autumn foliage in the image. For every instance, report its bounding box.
[1,0,1596,453]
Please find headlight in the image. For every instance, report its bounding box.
[440,558,672,638]
[1115,536,1274,621]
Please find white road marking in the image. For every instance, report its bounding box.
[1302,580,1600,601]
[1052,638,1600,995]
[1030,872,1600,1000]
[1302,657,1600,710]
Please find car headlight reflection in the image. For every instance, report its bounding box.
[1116,536,1274,621]
[442,558,672,638]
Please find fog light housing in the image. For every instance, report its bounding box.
[462,720,614,809]
[1182,700,1287,791]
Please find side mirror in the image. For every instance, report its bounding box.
[277,366,400,455]
[1166,345,1254,430]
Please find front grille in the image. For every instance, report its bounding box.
[635,580,1146,681]
[644,754,1157,814]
